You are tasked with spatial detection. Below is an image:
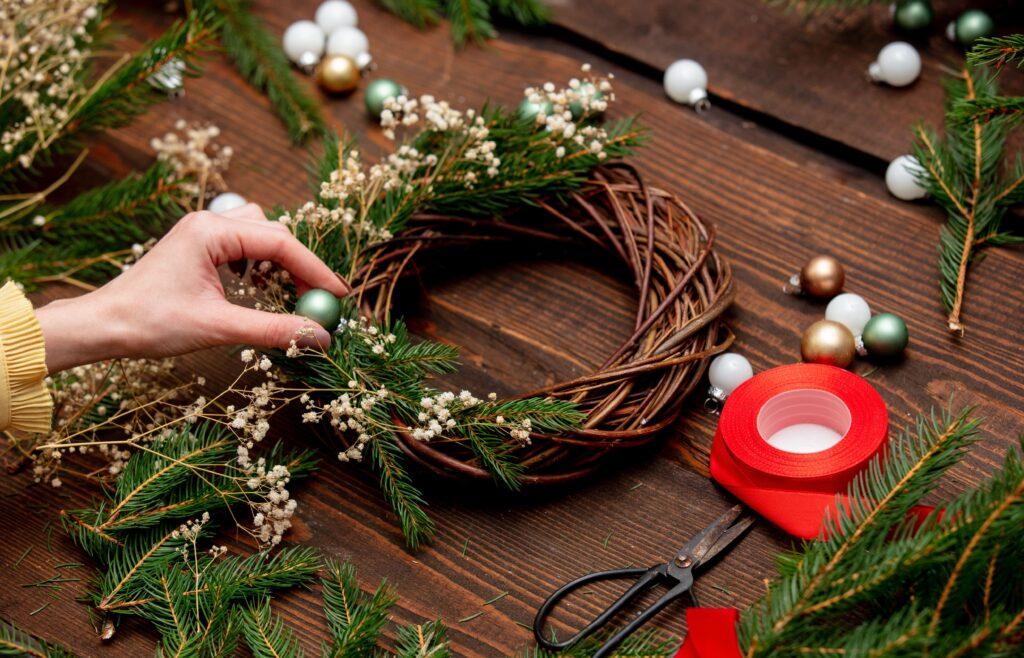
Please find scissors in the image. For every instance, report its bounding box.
[532,505,754,658]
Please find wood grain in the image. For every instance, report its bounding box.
[548,0,1024,162]
[1,0,1021,655]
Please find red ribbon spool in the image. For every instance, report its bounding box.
[709,363,888,540]
[675,365,889,656]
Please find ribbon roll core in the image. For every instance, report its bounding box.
[710,364,887,539]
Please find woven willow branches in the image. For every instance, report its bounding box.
[347,164,734,485]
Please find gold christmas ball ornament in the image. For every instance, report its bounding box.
[801,320,856,368]
[798,255,845,298]
[316,54,360,94]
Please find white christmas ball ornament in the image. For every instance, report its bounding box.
[315,0,358,33]
[282,20,325,69]
[708,353,754,400]
[826,293,872,337]
[868,42,921,87]
[208,192,247,214]
[885,155,927,201]
[663,59,709,109]
[326,26,369,60]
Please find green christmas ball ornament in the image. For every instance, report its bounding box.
[517,97,553,123]
[569,82,604,120]
[949,9,994,47]
[862,313,909,359]
[294,288,343,331]
[893,0,933,32]
[364,78,405,120]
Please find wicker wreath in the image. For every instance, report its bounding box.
[346,164,734,485]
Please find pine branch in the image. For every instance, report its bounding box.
[241,598,306,658]
[968,35,1024,70]
[394,620,451,658]
[0,618,73,658]
[206,0,327,144]
[913,67,1020,335]
[370,436,436,550]
[321,559,397,657]
[738,410,1024,657]
[376,0,549,45]
[376,0,442,28]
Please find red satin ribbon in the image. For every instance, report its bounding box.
[674,609,742,658]
[709,363,888,539]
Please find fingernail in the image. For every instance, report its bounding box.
[295,324,331,349]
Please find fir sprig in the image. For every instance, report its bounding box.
[739,407,1024,657]
[955,35,1024,125]
[376,0,549,45]
[968,34,1024,70]
[0,618,73,657]
[60,421,320,649]
[913,67,1024,334]
[201,0,327,144]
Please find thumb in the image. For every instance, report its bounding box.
[216,305,332,351]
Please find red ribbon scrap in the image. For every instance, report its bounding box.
[676,364,890,657]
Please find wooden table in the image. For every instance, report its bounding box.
[3,1,1022,655]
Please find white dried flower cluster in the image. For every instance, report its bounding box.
[227,349,285,468]
[380,95,501,184]
[302,380,389,463]
[245,458,296,547]
[340,316,397,356]
[522,65,617,161]
[501,416,533,445]
[277,198,392,245]
[410,390,483,442]
[150,120,232,201]
[172,511,210,544]
[30,357,189,485]
[1,0,100,167]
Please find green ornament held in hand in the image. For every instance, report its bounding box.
[295,288,343,331]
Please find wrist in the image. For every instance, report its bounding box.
[35,290,130,373]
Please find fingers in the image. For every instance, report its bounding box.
[195,211,348,298]
[215,304,332,351]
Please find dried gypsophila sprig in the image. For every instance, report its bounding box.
[6,356,198,487]
[151,119,232,207]
[0,0,103,168]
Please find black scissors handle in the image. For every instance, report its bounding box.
[533,565,688,655]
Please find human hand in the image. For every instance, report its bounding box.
[35,204,347,373]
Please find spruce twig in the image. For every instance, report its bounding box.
[738,409,1024,657]
[376,0,549,45]
[0,618,73,657]
[913,67,1024,334]
[205,0,327,144]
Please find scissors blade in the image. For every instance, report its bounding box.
[673,505,751,570]
[697,514,754,567]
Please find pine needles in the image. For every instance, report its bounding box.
[201,0,327,144]
[0,618,72,657]
[913,65,1024,334]
[738,407,1024,657]
[375,0,550,45]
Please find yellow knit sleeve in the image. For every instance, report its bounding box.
[0,281,51,433]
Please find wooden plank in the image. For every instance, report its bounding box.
[548,0,1024,161]
[1,0,1021,655]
